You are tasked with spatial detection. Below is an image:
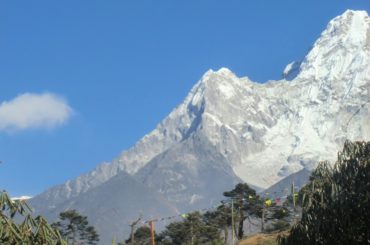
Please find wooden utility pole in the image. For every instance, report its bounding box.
[149,220,155,245]
[129,216,142,245]
[261,204,265,232]
[231,199,235,245]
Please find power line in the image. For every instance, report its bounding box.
[140,189,298,225]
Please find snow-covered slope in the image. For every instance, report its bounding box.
[118,10,369,189]
[30,9,370,243]
[135,133,241,211]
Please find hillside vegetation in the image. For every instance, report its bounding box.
[2,140,369,245]
[278,141,370,244]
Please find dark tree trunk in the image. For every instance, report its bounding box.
[223,227,228,244]
[238,206,245,240]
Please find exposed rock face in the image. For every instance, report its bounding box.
[30,10,370,244]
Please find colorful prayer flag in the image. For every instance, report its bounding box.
[265,199,272,206]
[181,214,189,219]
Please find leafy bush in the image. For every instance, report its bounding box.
[0,191,67,245]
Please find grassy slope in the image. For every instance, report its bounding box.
[239,232,287,245]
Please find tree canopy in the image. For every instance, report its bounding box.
[278,141,370,244]
[124,225,154,245]
[52,209,99,245]
[223,183,262,239]
[158,212,223,245]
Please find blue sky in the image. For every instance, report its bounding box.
[1,1,369,197]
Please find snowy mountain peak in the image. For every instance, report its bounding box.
[214,67,236,76]
[198,67,240,88]
[326,9,369,45]
[297,9,370,82]
[30,11,370,244]
[343,9,368,16]
[184,67,247,113]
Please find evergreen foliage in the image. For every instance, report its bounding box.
[124,226,154,245]
[157,212,223,245]
[52,209,99,245]
[278,141,370,244]
[223,183,262,239]
[263,205,291,233]
[203,204,232,244]
[0,191,67,245]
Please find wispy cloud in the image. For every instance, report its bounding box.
[0,93,73,131]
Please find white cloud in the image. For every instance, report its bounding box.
[0,93,73,131]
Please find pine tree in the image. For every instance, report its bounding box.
[124,226,154,245]
[158,212,223,245]
[223,183,262,240]
[203,204,232,244]
[52,209,99,245]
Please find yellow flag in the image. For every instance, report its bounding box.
[265,199,272,206]
[181,214,189,219]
